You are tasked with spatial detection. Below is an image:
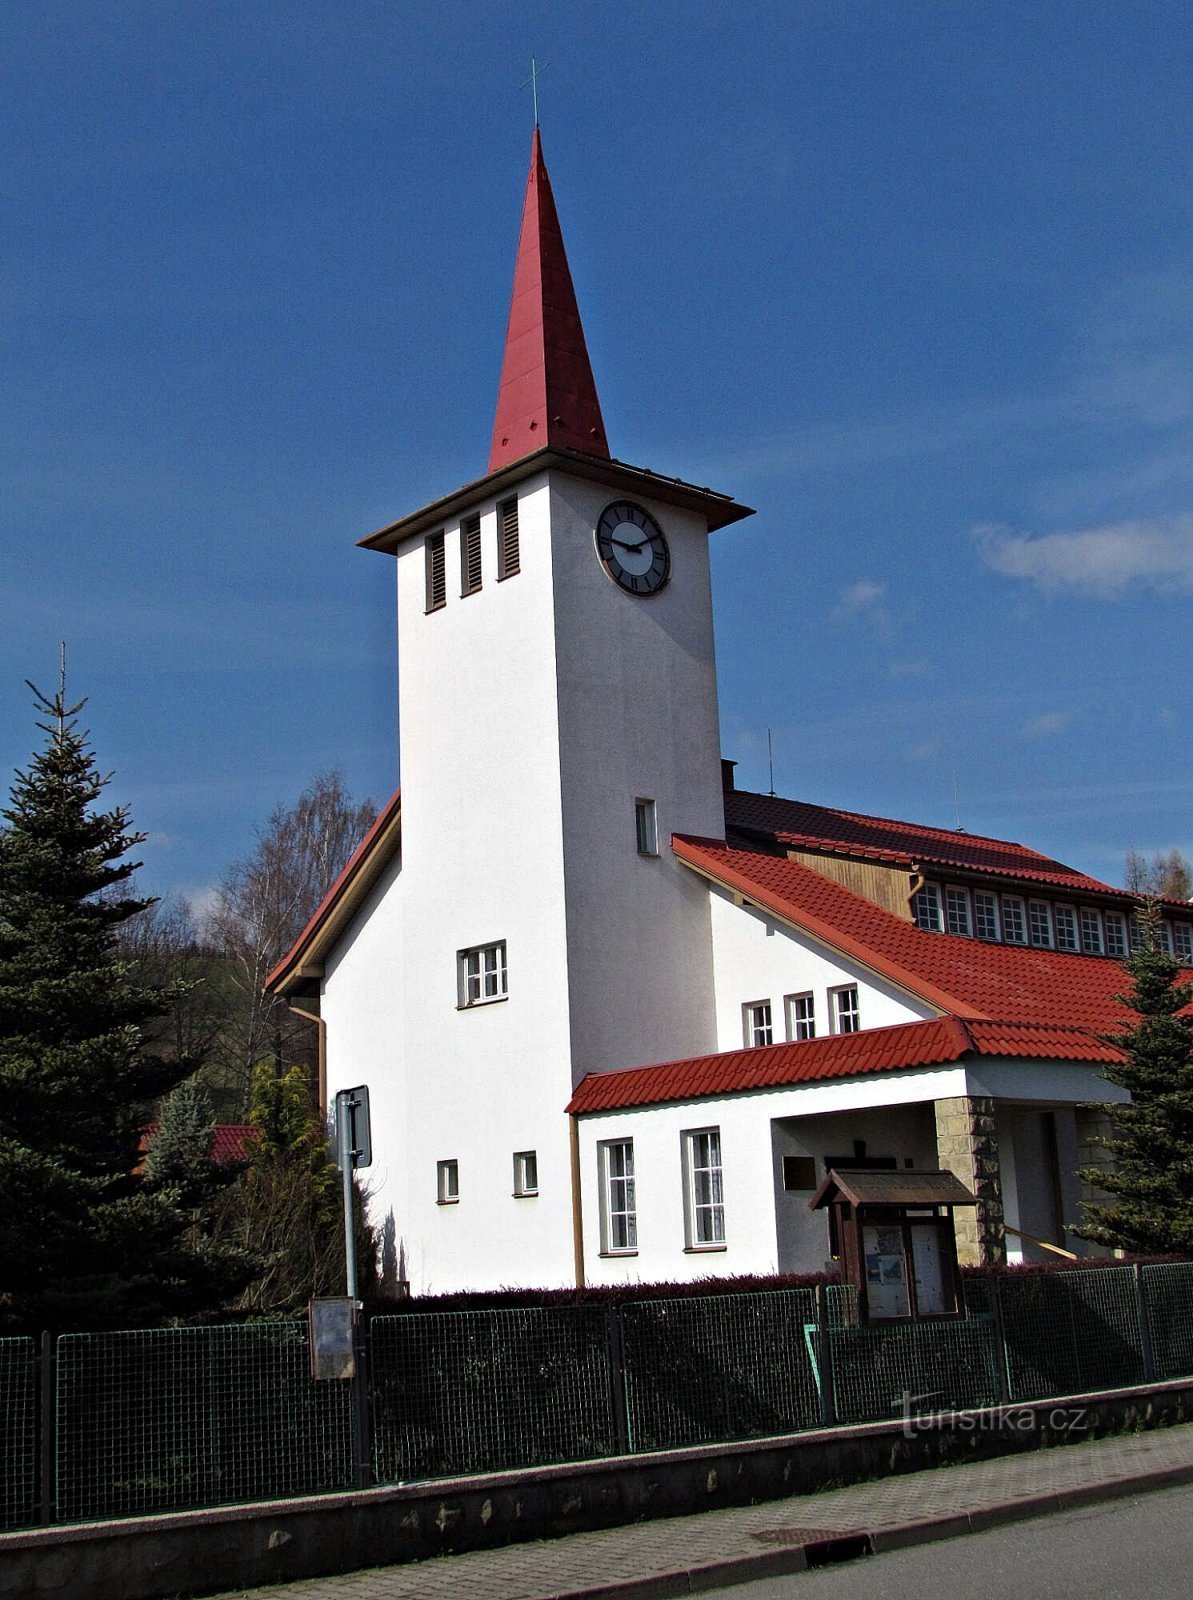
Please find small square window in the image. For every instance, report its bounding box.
[1002,896,1027,945]
[635,798,658,856]
[1080,908,1104,955]
[1055,905,1079,952]
[437,1159,459,1204]
[912,883,943,930]
[744,1000,773,1047]
[1029,900,1054,949]
[599,1139,636,1254]
[1105,911,1128,958]
[786,992,816,1041]
[458,941,508,1006]
[831,985,860,1034]
[683,1127,725,1247]
[783,1155,817,1191]
[974,891,1000,942]
[945,887,972,937]
[513,1150,538,1197]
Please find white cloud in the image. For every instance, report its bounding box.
[976,515,1193,598]
[839,578,885,610]
[1021,711,1068,739]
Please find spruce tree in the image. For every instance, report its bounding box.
[0,683,249,1331]
[1077,905,1193,1254]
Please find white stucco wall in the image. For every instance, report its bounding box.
[706,883,937,1048]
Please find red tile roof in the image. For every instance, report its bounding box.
[567,1016,1121,1114]
[675,835,1143,1032]
[139,1123,258,1167]
[724,789,1117,894]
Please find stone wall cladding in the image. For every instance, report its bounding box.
[935,1095,1006,1266]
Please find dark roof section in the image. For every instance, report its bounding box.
[810,1168,977,1210]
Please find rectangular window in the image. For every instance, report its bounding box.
[1002,896,1027,945]
[974,890,1000,942]
[1080,908,1104,955]
[945,886,972,937]
[1174,922,1193,961]
[684,1127,726,1247]
[461,514,482,596]
[1055,904,1079,952]
[1159,920,1175,954]
[783,1154,817,1191]
[458,940,508,1006]
[513,1150,538,1196]
[786,992,816,1041]
[599,1140,636,1254]
[436,1159,458,1204]
[912,883,943,931]
[635,797,658,856]
[425,531,446,611]
[831,985,860,1034]
[497,496,520,579]
[1029,900,1054,949]
[744,1000,773,1047]
[1105,910,1128,958]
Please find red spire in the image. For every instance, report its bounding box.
[488,130,609,472]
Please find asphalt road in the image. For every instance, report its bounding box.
[713,1481,1193,1600]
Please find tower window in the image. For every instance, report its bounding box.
[743,1000,773,1047]
[498,497,520,579]
[635,797,658,856]
[437,1159,459,1204]
[425,531,446,612]
[461,514,483,596]
[458,941,508,1006]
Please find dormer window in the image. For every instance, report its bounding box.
[912,883,943,931]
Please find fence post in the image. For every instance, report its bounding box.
[988,1276,1011,1405]
[1134,1263,1157,1384]
[353,1312,373,1490]
[38,1331,54,1525]
[606,1305,631,1455]
[815,1283,837,1429]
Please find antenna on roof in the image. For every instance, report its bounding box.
[768,728,776,797]
[522,55,548,127]
[952,771,966,833]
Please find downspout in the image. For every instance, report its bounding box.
[569,1113,586,1288]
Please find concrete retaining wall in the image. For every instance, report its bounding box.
[3,1378,1191,1600]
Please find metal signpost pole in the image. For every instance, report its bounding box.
[335,1086,373,1489]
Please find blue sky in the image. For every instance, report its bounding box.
[2,1,1191,905]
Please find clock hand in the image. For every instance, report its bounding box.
[610,537,648,553]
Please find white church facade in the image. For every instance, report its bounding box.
[268,132,1184,1297]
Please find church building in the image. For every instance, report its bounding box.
[268,133,1184,1296]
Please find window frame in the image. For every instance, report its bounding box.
[785,991,816,1041]
[830,984,860,1034]
[682,1126,726,1250]
[1105,910,1128,958]
[598,1139,637,1255]
[1174,921,1193,962]
[1028,899,1054,949]
[436,1159,459,1205]
[635,797,659,857]
[1054,903,1079,953]
[945,885,972,937]
[743,999,774,1048]
[512,1149,538,1197]
[912,882,943,931]
[974,890,1000,942]
[1001,895,1027,945]
[457,940,509,1007]
[1080,907,1104,955]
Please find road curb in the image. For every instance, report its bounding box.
[534,1459,1193,1599]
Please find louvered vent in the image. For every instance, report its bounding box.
[498,497,520,579]
[425,531,446,611]
[462,515,483,595]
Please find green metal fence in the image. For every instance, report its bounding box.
[54,1323,354,1522]
[0,1338,37,1530]
[5,1262,1193,1532]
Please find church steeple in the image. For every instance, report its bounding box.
[488,130,609,472]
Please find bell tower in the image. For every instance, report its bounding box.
[354,132,754,1288]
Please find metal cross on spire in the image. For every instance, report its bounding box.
[521,56,548,127]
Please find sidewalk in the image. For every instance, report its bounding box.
[207,1421,1193,1600]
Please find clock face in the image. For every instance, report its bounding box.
[595,501,671,595]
